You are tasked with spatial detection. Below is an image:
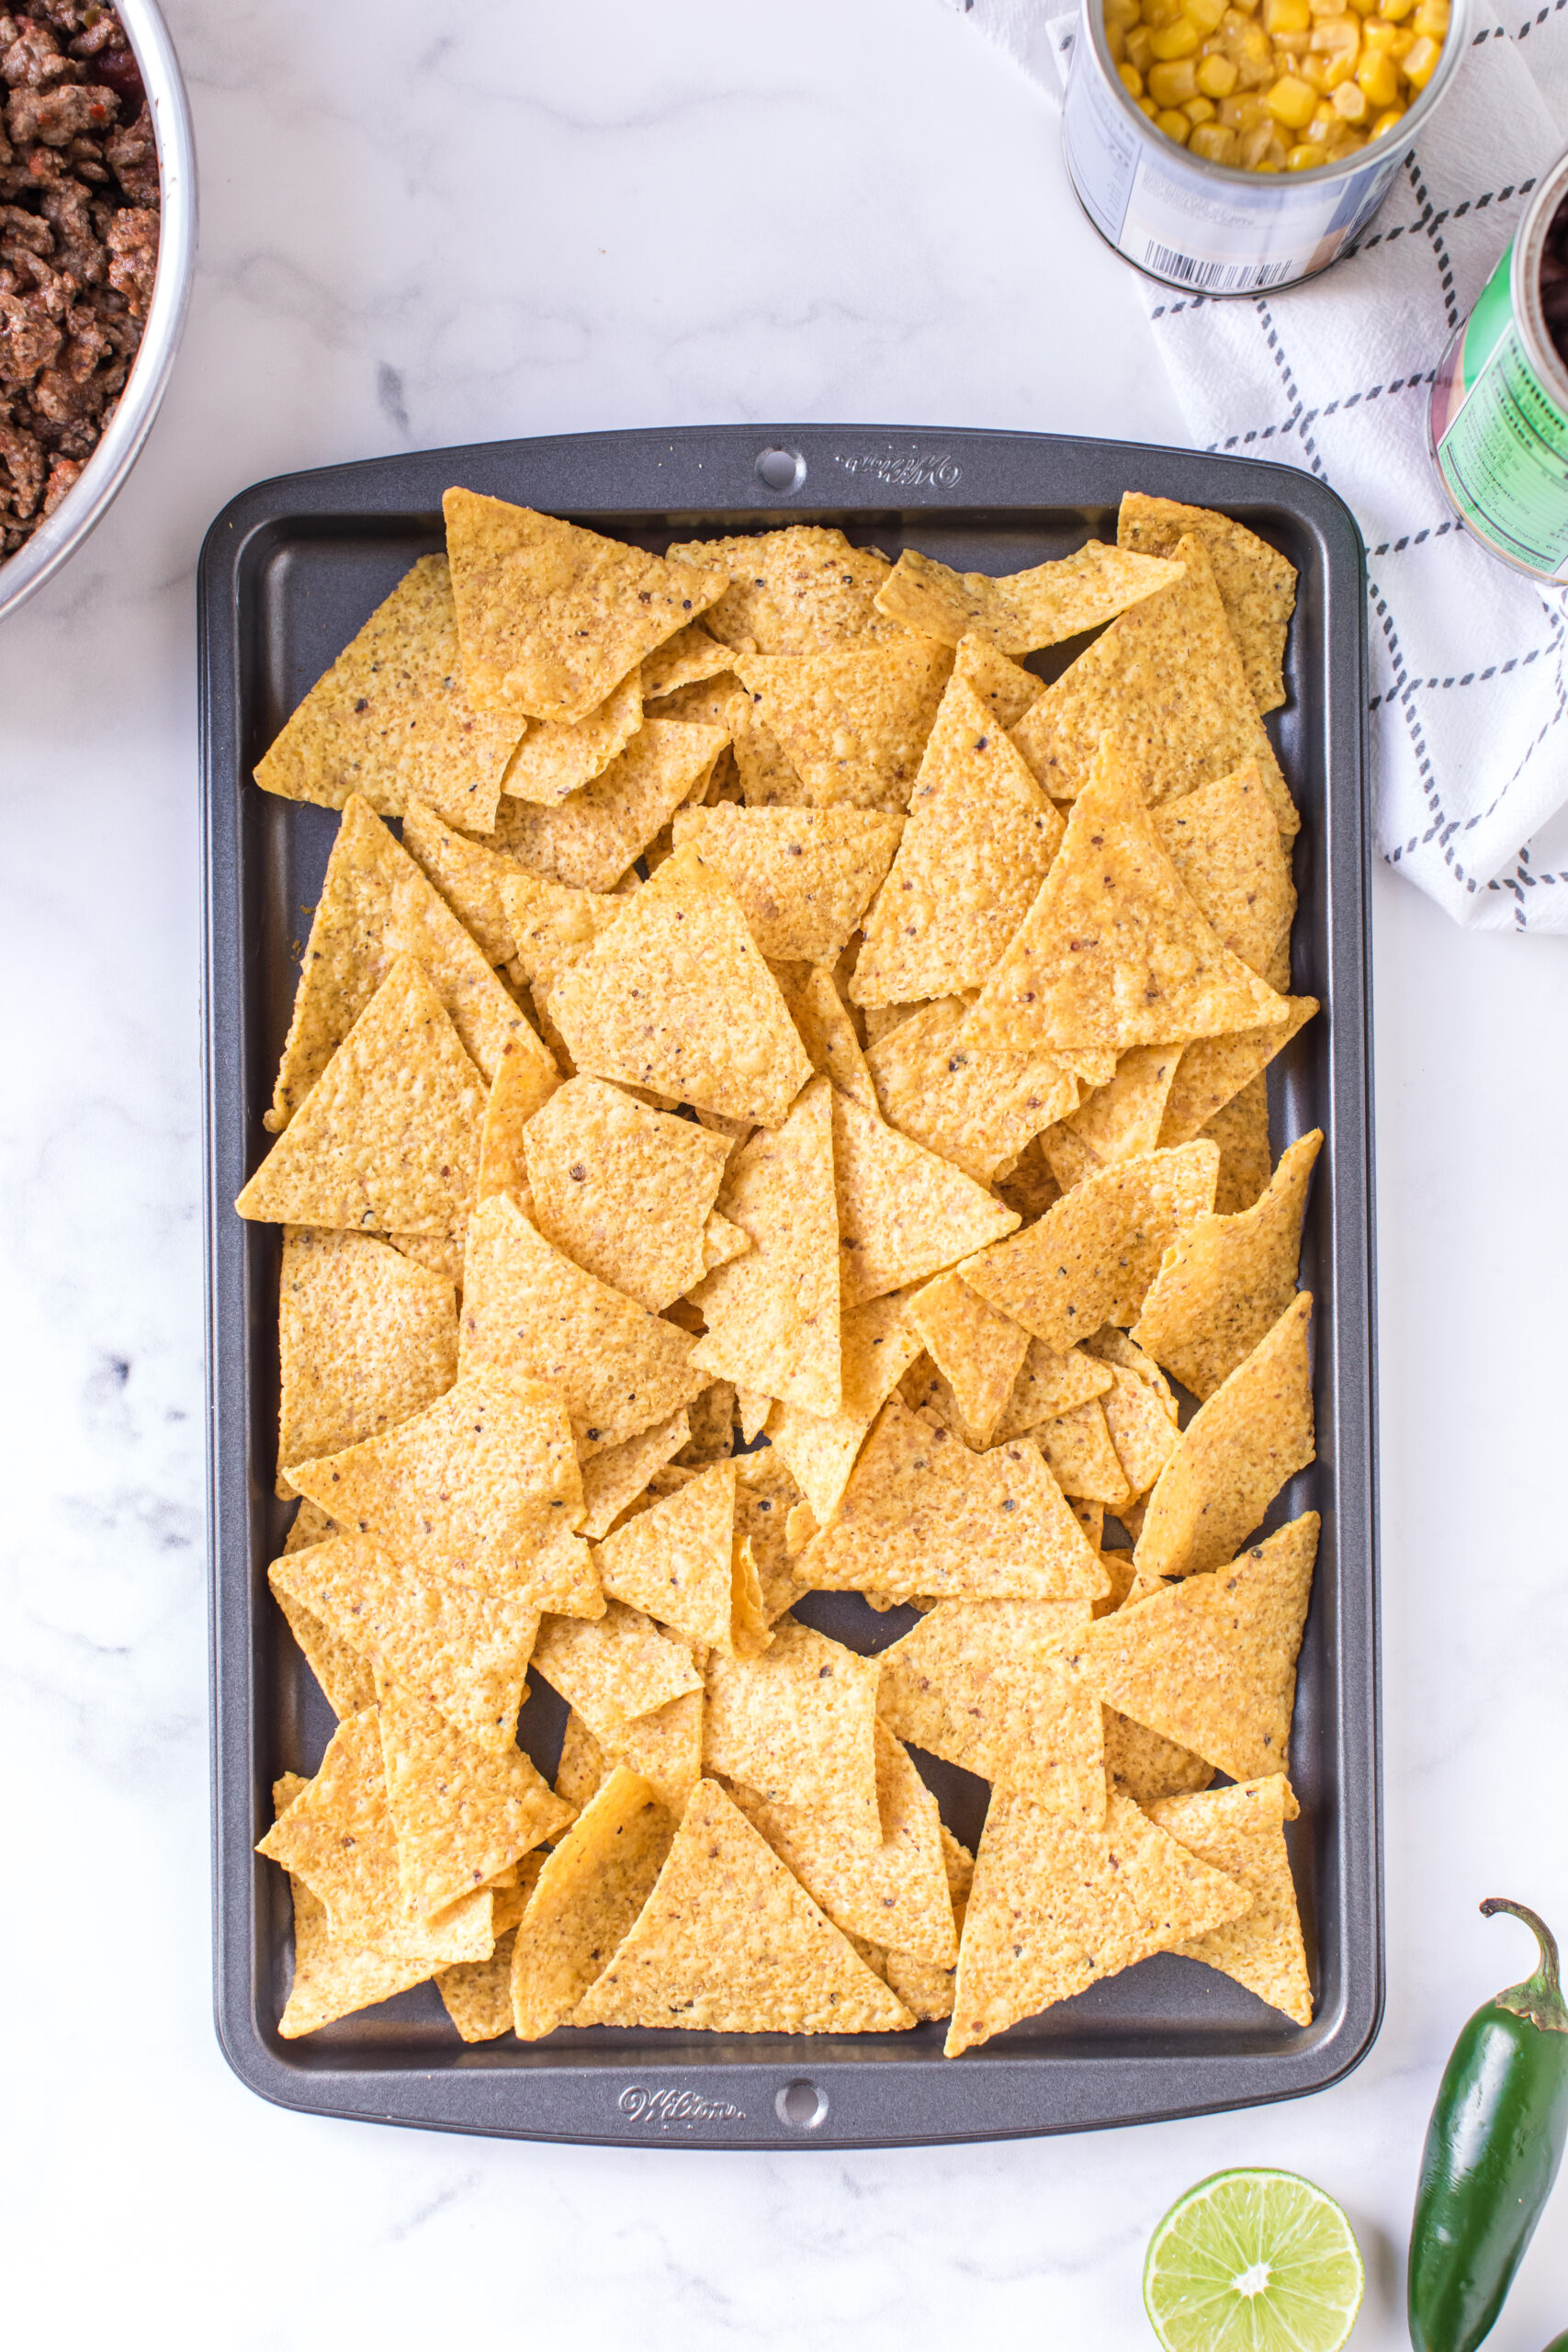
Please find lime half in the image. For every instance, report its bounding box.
[1144,2168,1365,2352]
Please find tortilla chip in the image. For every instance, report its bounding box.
[852,675,1064,1007]
[276,1227,457,1492]
[594,1459,745,1655]
[864,1000,1077,1187]
[732,639,952,814]
[470,1044,551,1215]
[283,1497,337,1555]
[729,1721,958,1964]
[642,621,734,698]
[497,870,634,1001]
[270,1572,377,1719]
[767,1290,925,1524]
[238,958,486,1236]
[1203,1074,1275,1214]
[906,1272,1030,1451]
[953,631,1046,729]
[689,1077,840,1415]
[520,1075,731,1312]
[1134,1293,1314,1583]
[378,1680,572,1918]
[437,1923,521,2041]
[735,1449,812,1622]
[545,842,812,1128]
[579,1409,691,1540]
[1095,1363,1176,1496]
[1134,1131,1321,1400]
[1103,1709,1215,1803]
[1034,1398,1135,1511]
[1063,1045,1183,1173]
[491,718,728,892]
[944,1781,1251,2054]
[400,796,525,967]
[673,803,903,964]
[771,959,879,1113]
[1118,492,1297,717]
[386,1229,468,1287]
[510,1766,677,2037]
[1010,535,1297,836]
[833,1086,1018,1307]
[271,1532,540,1750]
[257,1711,493,1962]
[1159,1000,1316,1146]
[727,691,810,808]
[278,1871,435,2038]
[666,526,897,653]
[800,1399,1109,1606]
[502,668,645,805]
[575,1777,915,2032]
[677,1381,739,1465]
[1070,1512,1318,1779]
[555,1707,606,1811]
[961,755,1291,1059]
[991,1336,1113,1443]
[254,553,521,832]
[878,1598,1104,1820]
[444,490,728,724]
[532,1600,703,1737]
[1150,763,1296,978]
[873,540,1184,655]
[1148,1775,1312,2023]
[703,1615,882,1842]
[458,1192,705,1453]
[287,1362,583,1600]
[599,1685,704,1813]
[959,1141,1218,1352]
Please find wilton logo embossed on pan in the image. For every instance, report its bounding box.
[831,450,962,487]
[616,2086,748,2126]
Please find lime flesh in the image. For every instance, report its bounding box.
[1144,2168,1365,2352]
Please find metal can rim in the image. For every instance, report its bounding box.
[1508,147,1568,413]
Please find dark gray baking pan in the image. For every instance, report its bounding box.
[199,422,1378,2149]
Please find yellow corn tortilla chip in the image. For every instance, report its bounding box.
[953,630,1046,729]
[501,667,644,805]
[276,1227,457,1494]
[1034,1398,1135,1511]
[458,1192,705,1453]
[545,842,813,1128]
[1158,998,1317,1146]
[488,718,727,892]
[522,1075,732,1312]
[1039,1125,1101,1195]
[1118,492,1297,717]
[444,490,728,723]
[576,1778,915,2033]
[256,1711,493,1962]
[689,1076,841,1416]
[497,869,634,1001]
[238,958,486,1236]
[1063,1044,1184,1173]
[1103,1708,1215,1803]
[878,1598,1104,1820]
[472,1039,555,1213]
[580,1408,692,1540]
[991,1336,1113,1443]
[270,1576,377,1720]
[1134,1130,1322,1400]
[1070,1512,1318,1780]
[278,1868,436,2037]
[555,1707,607,1812]
[1204,1074,1274,1215]
[283,1497,337,1555]
[959,1141,1218,1352]
[270,1529,544,1750]
[735,1449,813,1623]
[767,1290,925,1525]
[666,525,898,653]
[677,1380,738,1464]
[732,639,952,814]
[1086,1322,1179,1411]
[873,540,1185,655]
[1148,1775,1312,2024]
[599,1685,704,1814]
[378,1681,572,1919]
[961,754,1292,1059]
[1099,1362,1179,1497]
[387,1228,468,1287]
[595,1460,748,1656]
[703,1615,883,1843]
[728,690,810,808]
[287,1363,583,1598]
[729,1721,958,1965]
[673,802,903,964]
[1075,1498,1107,1553]
[254,553,521,832]
[1010,534,1297,836]
[770,958,879,1112]
[833,1086,1018,1307]
[906,1272,1030,1451]
[864,1000,1077,1187]
[1151,763,1296,978]
[400,795,530,967]
[510,1766,676,2038]
[944,1781,1251,2055]
[1134,1293,1314,1583]
[852,675,1065,1009]
[532,1600,703,1738]
[800,1399,1110,1606]
[436,1923,521,2042]
[642,621,734,698]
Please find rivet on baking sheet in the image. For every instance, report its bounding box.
[776,2077,829,2130]
[755,447,806,494]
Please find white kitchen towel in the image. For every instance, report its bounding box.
[944,0,1568,931]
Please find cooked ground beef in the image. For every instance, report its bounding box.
[0,4,159,559]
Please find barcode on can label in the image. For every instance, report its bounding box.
[1145,243,1295,292]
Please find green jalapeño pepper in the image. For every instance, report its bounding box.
[1408,1899,1568,2352]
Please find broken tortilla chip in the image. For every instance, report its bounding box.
[905,1271,1029,1451]
[642,621,733,698]
[878,1598,1105,1820]
[511,1766,676,2037]
[1118,492,1296,717]
[953,631,1046,729]
[1134,1130,1322,1399]
[595,1460,752,1657]
[1148,1775,1313,2024]
[1033,1397,1135,1512]
[766,1289,925,1525]
[501,667,644,805]
[1158,998,1318,1147]
[873,540,1185,655]
[772,958,879,1112]
[580,1408,692,1540]
[991,1335,1113,1443]
[1065,1045,1184,1170]
[489,718,726,892]
[270,1571,377,1720]
[1203,1073,1275,1215]
[1103,1709,1216,1804]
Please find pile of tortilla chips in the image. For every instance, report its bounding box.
[246,488,1324,2057]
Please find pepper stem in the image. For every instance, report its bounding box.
[1481,1897,1568,2032]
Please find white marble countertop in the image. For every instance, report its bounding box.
[4,3,1567,2345]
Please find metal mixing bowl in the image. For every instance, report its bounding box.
[0,0,197,622]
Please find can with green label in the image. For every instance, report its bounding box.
[1429,148,1568,579]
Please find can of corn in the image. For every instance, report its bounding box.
[1062,0,1468,296]
[1428,149,1568,577]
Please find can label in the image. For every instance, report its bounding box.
[1062,28,1398,293]
[1433,241,1568,576]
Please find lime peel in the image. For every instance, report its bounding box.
[1144,2167,1365,2352]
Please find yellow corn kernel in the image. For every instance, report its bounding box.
[1332,76,1370,116]
[1156,105,1195,138]
[1411,0,1449,29]
[1402,31,1441,83]
[1264,0,1313,27]
[1360,18,1408,48]
[1378,0,1417,16]
[1369,101,1407,136]
[1197,49,1240,90]
[1118,59,1146,96]
[1300,53,1337,90]
[1148,55,1200,101]
[1220,3,1260,24]
[1226,0,1263,13]
[1126,24,1156,67]
[1264,71,1319,124]
[1189,120,1239,158]
[1355,44,1401,102]
[1325,129,1367,156]
[1149,16,1203,56]
[1144,0,1186,24]
[1311,13,1362,76]
[1307,100,1338,138]
[1219,89,1270,124]
[1186,0,1230,28]
[1185,91,1219,118]
[1105,0,1142,25]
[1139,92,1162,114]
[1346,0,1379,11]
[1287,140,1329,164]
